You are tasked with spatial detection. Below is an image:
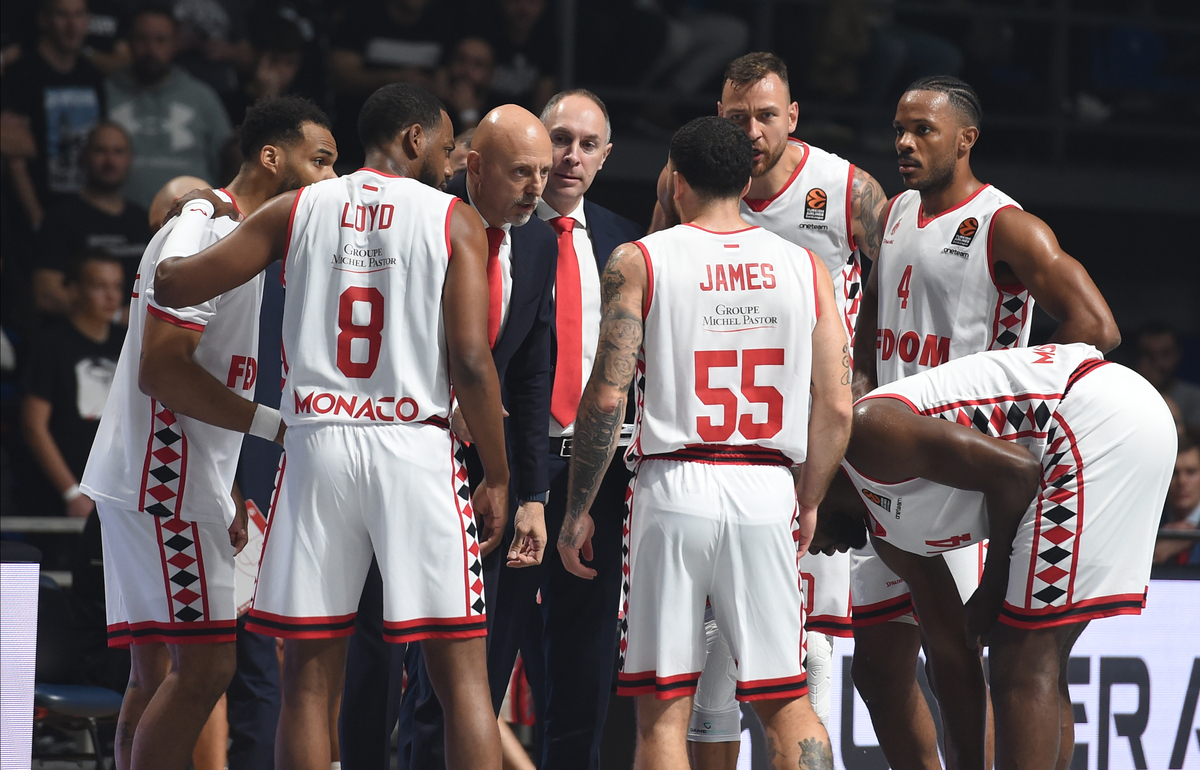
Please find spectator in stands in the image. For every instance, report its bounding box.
[478,0,557,115]
[1155,436,1200,566]
[222,11,308,124]
[106,4,234,208]
[328,0,453,163]
[1,0,107,230]
[172,0,255,103]
[33,120,151,315]
[449,127,475,177]
[20,251,124,517]
[633,0,749,133]
[434,37,494,130]
[1135,322,1200,442]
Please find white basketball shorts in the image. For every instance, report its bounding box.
[850,540,985,627]
[99,502,237,648]
[617,453,806,702]
[801,549,852,637]
[246,421,487,643]
[999,362,1174,628]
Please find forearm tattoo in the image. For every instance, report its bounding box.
[852,167,886,262]
[562,249,643,544]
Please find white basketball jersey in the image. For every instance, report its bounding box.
[82,190,262,526]
[281,169,457,426]
[626,224,820,466]
[875,185,1032,386]
[843,343,1106,556]
[741,140,860,350]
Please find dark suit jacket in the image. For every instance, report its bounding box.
[445,174,556,498]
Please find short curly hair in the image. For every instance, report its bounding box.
[237,96,331,159]
[669,117,753,201]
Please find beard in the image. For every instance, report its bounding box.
[417,153,446,189]
[903,151,956,192]
[505,194,539,226]
[752,137,787,178]
[275,166,305,195]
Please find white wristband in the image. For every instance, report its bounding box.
[249,405,282,441]
[62,484,83,502]
[162,197,215,259]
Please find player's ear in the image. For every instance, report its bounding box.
[788,101,799,132]
[407,122,425,157]
[960,125,979,154]
[740,175,752,199]
[259,144,280,175]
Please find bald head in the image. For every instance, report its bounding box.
[149,175,212,231]
[466,105,552,227]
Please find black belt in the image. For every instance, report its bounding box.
[551,428,635,458]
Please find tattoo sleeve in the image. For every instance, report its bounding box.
[851,167,887,262]
[561,247,644,543]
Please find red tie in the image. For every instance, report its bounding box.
[485,226,505,348]
[550,216,583,427]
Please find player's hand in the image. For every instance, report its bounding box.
[557,510,597,579]
[452,405,507,447]
[795,504,818,558]
[507,501,546,567]
[229,494,249,555]
[964,575,1005,649]
[161,188,242,228]
[66,492,95,519]
[473,479,509,557]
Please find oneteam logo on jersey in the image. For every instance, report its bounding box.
[861,488,892,513]
[804,188,827,221]
[951,217,979,247]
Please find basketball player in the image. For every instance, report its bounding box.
[651,52,888,762]
[78,97,337,770]
[812,343,1175,769]
[559,116,851,770]
[153,85,528,770]
[850,76,1121,768]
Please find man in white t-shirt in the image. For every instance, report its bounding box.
[80,96,337,770]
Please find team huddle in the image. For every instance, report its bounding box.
[80,52,1175,770]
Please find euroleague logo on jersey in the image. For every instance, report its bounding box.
[861,488,892,513]
[804,188,827,221]
[951,217,979,247]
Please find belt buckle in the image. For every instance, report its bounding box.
[559,438,573,458]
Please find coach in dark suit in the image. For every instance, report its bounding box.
[522,89,646,770]
[341,105,558,770]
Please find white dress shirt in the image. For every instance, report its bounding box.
[466,185,514,340]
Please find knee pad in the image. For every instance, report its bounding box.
[689,609,740,743]
[804,631,834,729]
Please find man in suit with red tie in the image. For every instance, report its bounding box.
[522,89,646,769]
[387,105,561,770]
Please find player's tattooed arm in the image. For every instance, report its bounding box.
[559,244,646,577]
[850,166,887,262]
[798,737,835,770]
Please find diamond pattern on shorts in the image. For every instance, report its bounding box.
[841,254,862,349]
[625,355,648,465]
[156,517,207,623]
[452,436,485,617]
[989,289,1032,350]
[142,401,187,517]
[938,395,1058,441]
[617,477,635,675]
[1028,428,1080,610]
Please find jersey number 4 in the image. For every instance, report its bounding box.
[897,265,913,309]
[337,286,384,378]
[694,348,784,441]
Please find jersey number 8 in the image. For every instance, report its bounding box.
[337,286,384,378]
